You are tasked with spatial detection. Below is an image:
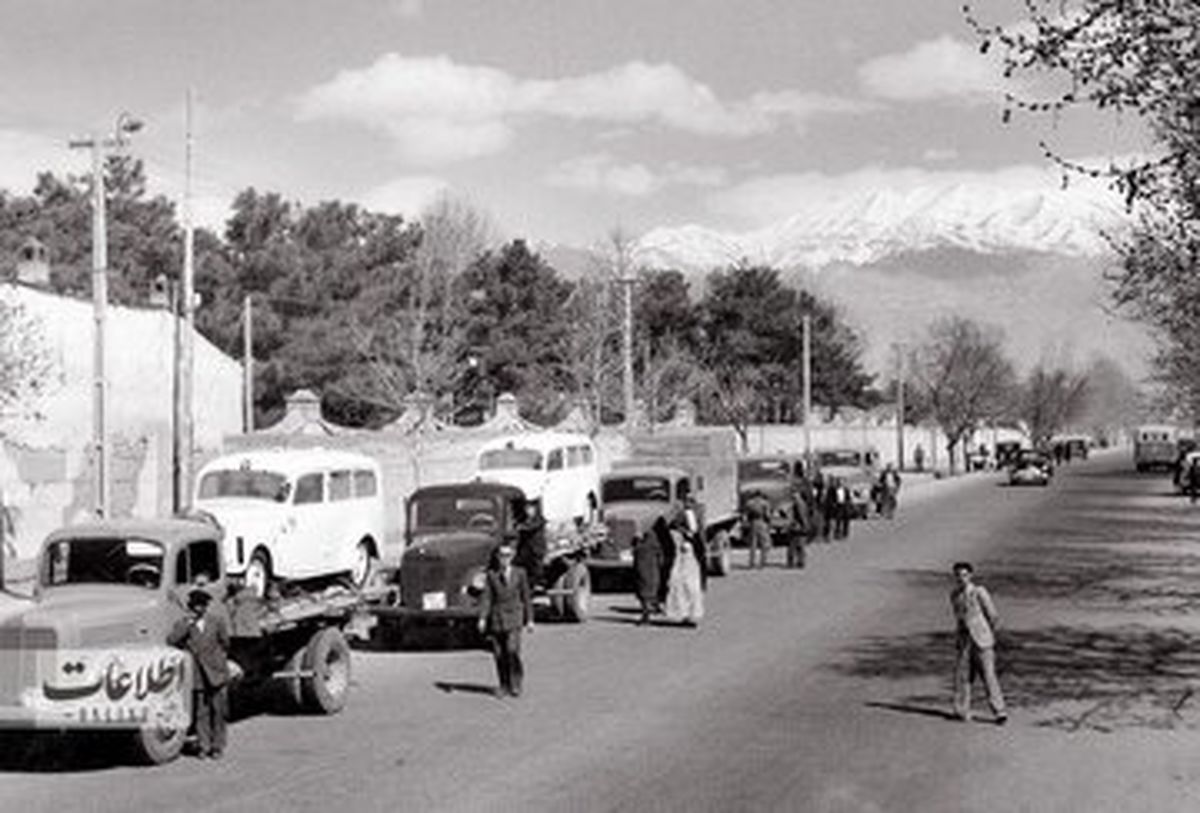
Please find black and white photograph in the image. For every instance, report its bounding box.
[0,1,1196,810]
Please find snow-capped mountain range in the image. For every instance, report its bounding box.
[635,180,1124,271]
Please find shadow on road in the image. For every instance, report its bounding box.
[434,680,501,698]
[835,624,1200,732]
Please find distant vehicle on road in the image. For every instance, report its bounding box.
[995,440,1023,468]
[814,448,879,518]
[1009,449,1053,486]
[1133,424,1179,472]
[735,454,811,543]
[194,448,386,598]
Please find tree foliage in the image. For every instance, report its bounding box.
[967,0,1200,411]
[1018,365,1090,448]
[910,316,1016,471]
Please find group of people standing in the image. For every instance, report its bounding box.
[632,507,706,628]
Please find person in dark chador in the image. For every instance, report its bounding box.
[635,518,666,624]
[810,474,829,543]
[1188,458,1200,504]
[513,498,547,590]
[478,542,534,697]
[168,582,231,759]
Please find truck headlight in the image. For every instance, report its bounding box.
[619,549,634,563]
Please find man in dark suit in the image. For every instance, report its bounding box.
[477,542,533,697]
[169,583,232,758]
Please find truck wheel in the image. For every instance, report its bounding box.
[130,724,186,765]
[709,530,731,577]
[563,563,590,623]
[301,627,351,715]
[350,540,378,588]
[245,550,272,599]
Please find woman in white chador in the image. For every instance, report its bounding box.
[664,520,704,627]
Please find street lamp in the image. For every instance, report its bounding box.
[69,112,144,518]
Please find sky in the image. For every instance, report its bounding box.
[0,0,1148,248]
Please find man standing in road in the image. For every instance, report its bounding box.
[478,542,534,697]
[742,489,772,568]
[949,561,1007,725]
[786,487,808,569]
[168,581,232,759]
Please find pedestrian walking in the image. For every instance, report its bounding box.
[877,463,902,519]
[830,478,852,540]
[635,518,666,624]
[786,487,808,569]
[949,561,1007,725]
[478,542,534,697]
[811,474,830,543]
[1188,458,1200,505]
[168,580,231,759]
[513,498,547,590]
[742,490,772,568]
[664,522,704,627]
[913,444,926,473]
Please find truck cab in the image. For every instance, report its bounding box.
[393,482,592,627]
[0,518,224,764]
[596,464,731,577]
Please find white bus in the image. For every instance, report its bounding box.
[1133,424,1179,472]
[474,432,601,530]
[195,448,386,596]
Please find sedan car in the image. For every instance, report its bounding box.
[1009,450,1052,486]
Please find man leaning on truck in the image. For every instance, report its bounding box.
[169,580,232,759]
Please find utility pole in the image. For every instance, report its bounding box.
[179,90,197,509]
[178,88,197,511]
[895,341,906,470]
[802,314,812,465]
[243,294,254,432]
[619,258,636,430]
[69,113,143,518]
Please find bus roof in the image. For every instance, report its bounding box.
[477,432,595,454]
[198,448,381,476]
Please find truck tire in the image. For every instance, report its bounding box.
[552,563,590,622]
[563,563,590,623]
[709,530,731,577]
[350,540,378,588]
[300,627,351,715]
[130,723,186,765]
[245,549,272,599]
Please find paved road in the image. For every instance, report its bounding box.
[4,453,1200,812]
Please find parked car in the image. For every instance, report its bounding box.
[194,448,386,598]
[1009,450,1053,486]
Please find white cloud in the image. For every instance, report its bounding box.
[858,36,1011,103]
[358,175,449,218]
[546,153,726,197]
[296,54,868,165]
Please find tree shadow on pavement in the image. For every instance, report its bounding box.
[835,624,1200,732]
[434,681,502,698]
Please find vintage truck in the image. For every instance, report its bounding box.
[591,429,740,578]
[813,447,880,518]
[378,482,593,632]
[735,454,811,546]
[0,517,384,765]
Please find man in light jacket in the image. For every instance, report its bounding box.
[950,561,1007,724]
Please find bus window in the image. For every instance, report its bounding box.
[329,470,353,501]
[353,469,377,498]
[567,446,584,468]
[294,473,324,505]
[547,448,564,471]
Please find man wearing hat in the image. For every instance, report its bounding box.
[168,579,232,758]
[477,541,533,697]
